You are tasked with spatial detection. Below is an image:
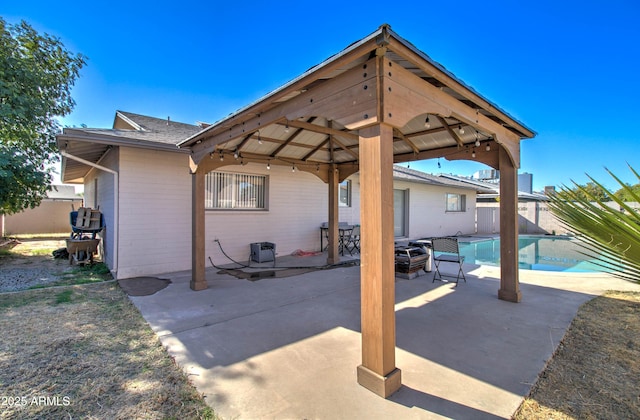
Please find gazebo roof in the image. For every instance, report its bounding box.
[180,24,534,177]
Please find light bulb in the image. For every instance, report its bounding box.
[284,122,290,133]
[475,139,480,147]
[486,143,491,152]
[292,165,296,172]
[267,161,271,170]
[424,116,430,129]
[458,124,465,134]
[471,150,476,158]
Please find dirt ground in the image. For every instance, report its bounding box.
[0,238,216,419]
[0,237,79,292]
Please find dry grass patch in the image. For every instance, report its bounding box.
[0,283,216,419]
[514,291,640,420]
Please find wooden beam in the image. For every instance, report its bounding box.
[285,119,359,141]
[327,164,340,264]
[436,116,464,148]
[302,137,330,161]
[184,35,382,147]
[498,145,521,302]
[270,117,316,157]
[189,57,382,164]
[331,136,360,161]
[379,56,522,167]
[385,36,535,139]
[393,128,419,154]
[190,169,207,291]
[357,123,401,398]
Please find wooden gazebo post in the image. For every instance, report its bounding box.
[357,123,401,397]
[498,145,521,302]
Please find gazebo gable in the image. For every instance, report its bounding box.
[180,24,534,178]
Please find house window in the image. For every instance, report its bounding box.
[205,171,268,210]
[339,180,351,207]
[394,189,409,237]
[446,193,466,212]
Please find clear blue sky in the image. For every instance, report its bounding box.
[4,0,639,191]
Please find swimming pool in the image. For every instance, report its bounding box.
[456,235,603,272]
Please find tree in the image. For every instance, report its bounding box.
[0,17,86,214]
[561,181,611,202]
[547,166,640,283]
[614,182,640,202]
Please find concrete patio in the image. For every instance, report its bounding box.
[129,255,640,419]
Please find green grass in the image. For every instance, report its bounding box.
[30,262,113,289]
[54,289,74,304]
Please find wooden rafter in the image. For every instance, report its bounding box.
[331,136,359,161]
[435,116,464,148]
[393,128,419,154]
[235,133,255,152]
[286,119,358,141]
[270,117,316,158]
[302,137,330,161]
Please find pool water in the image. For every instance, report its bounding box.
[456,235,604,272]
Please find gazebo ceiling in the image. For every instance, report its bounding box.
[180,24,535,174]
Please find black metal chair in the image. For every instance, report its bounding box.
[431,237,466,286]
[344,225,360,255]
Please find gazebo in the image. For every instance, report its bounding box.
[179,24,535,398]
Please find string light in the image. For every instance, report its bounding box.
[284,121,290,133]
[258,131,263,145]
[233,148,239,159]
[486,143,491,152]
[458,124,465,135]
[471,149,476,158]
[475,130,480,147]
[219,151,224,161]
[291,165,296,173]
[424,116,430,129]
[267,160,271,170]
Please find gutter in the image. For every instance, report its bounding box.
[60,150,119,277]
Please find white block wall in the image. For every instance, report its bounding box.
[205,163,330,265]
[116,147,192,278]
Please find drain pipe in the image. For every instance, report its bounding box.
[60,150,119,276]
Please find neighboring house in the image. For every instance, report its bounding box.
[57,111,484,279]
[438,173,554,233]
[1,185,83,236]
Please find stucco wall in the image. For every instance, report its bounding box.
[116,147,192,279]
[205,163,330,265]
[394,179,476,239]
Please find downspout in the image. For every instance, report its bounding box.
[60,150,119,277]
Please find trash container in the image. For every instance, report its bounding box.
[250,242,276,263]
[408,239,432,272]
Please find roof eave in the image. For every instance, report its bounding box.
[58,129,189,153]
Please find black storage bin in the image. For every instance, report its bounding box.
[250,242,276,263]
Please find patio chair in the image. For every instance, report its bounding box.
[344,225,360,255]
[431,237,466,286]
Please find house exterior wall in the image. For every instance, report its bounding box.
[116,147,192,279]
[1,198,83,235]
[333,175,476,240]
[205,163,330,265]
[87,151,480,278]
[83,148,118,269]
[393,179,477,239]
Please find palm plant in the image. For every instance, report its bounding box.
[547,165,640,283]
